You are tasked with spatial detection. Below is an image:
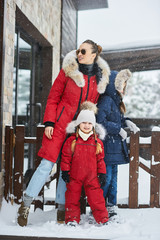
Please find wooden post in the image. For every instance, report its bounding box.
[34,125,44,210]
[129,131,139,208]
[9,128,14,202]
[4,126,10,201]
[14,125,25,204]
[150,131,160,207]
[4,126,14,202]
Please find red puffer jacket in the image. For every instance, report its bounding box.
[38,50,110,163]
[61,134,106,181]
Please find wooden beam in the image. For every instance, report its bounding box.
[73,0,108,11]
[101,47,160,72]
[24,137,37,144]
[4,126,11,201]
[0,236,107,240]
[14,125,25,204]
[139,162,151,174]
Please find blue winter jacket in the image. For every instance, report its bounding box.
[97,71,129,165]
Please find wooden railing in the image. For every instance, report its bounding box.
[4,125,59,209]
[4,125,160,209]
[128,131,160,208]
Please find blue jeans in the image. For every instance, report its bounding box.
[26,158,67,204]
[102,165,118,206]
[26,158,54,198]
[55,170,67,205]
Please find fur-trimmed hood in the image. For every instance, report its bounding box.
[115,69,132,94]
[105,70,132,106]
[62,50,110,94]
[66,120,106,140]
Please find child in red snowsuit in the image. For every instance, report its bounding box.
[61,106,109,226]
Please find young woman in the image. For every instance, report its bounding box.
[61,103,108,226]
[97,69,139,217]
[17,40,110,227]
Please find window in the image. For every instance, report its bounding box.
[13,26,42,170]
[13,28,42,135]
[13,32,32,124]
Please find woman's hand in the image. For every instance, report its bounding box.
[45,126,54,139]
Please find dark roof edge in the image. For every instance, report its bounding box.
[102,45,160,53]
[73,0,108,11]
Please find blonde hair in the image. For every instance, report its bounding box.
[71,127,79,153]
[117,91,126,114]
[119,101,126,114]
[71,126,102,155]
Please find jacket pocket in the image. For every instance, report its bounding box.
[57,106,65,122]
[105,137,122,154]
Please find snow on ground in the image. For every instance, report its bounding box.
[0,162,160,239]
[0,200,160,240]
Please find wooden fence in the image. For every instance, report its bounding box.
[4,125,160,209]
[4,125,59,210]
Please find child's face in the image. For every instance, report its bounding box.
[79,122,93,133]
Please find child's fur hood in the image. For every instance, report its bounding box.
[62,50,110,94]
[115,69,132,94]
[66,121,106,140]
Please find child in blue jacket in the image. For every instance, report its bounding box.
[97,69,139,217]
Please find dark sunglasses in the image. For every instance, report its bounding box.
[76,49,86,55]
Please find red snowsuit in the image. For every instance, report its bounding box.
[61,133,109,224]
[38,50,110,163]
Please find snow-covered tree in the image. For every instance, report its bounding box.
[124,70,160,118]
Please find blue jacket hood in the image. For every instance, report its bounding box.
[104,71,121,107]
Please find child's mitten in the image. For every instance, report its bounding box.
[98,173,106,187]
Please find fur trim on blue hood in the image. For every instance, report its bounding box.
[105,69,132,106]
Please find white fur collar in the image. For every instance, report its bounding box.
[66,120,106,140]
[62,50,110,94]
